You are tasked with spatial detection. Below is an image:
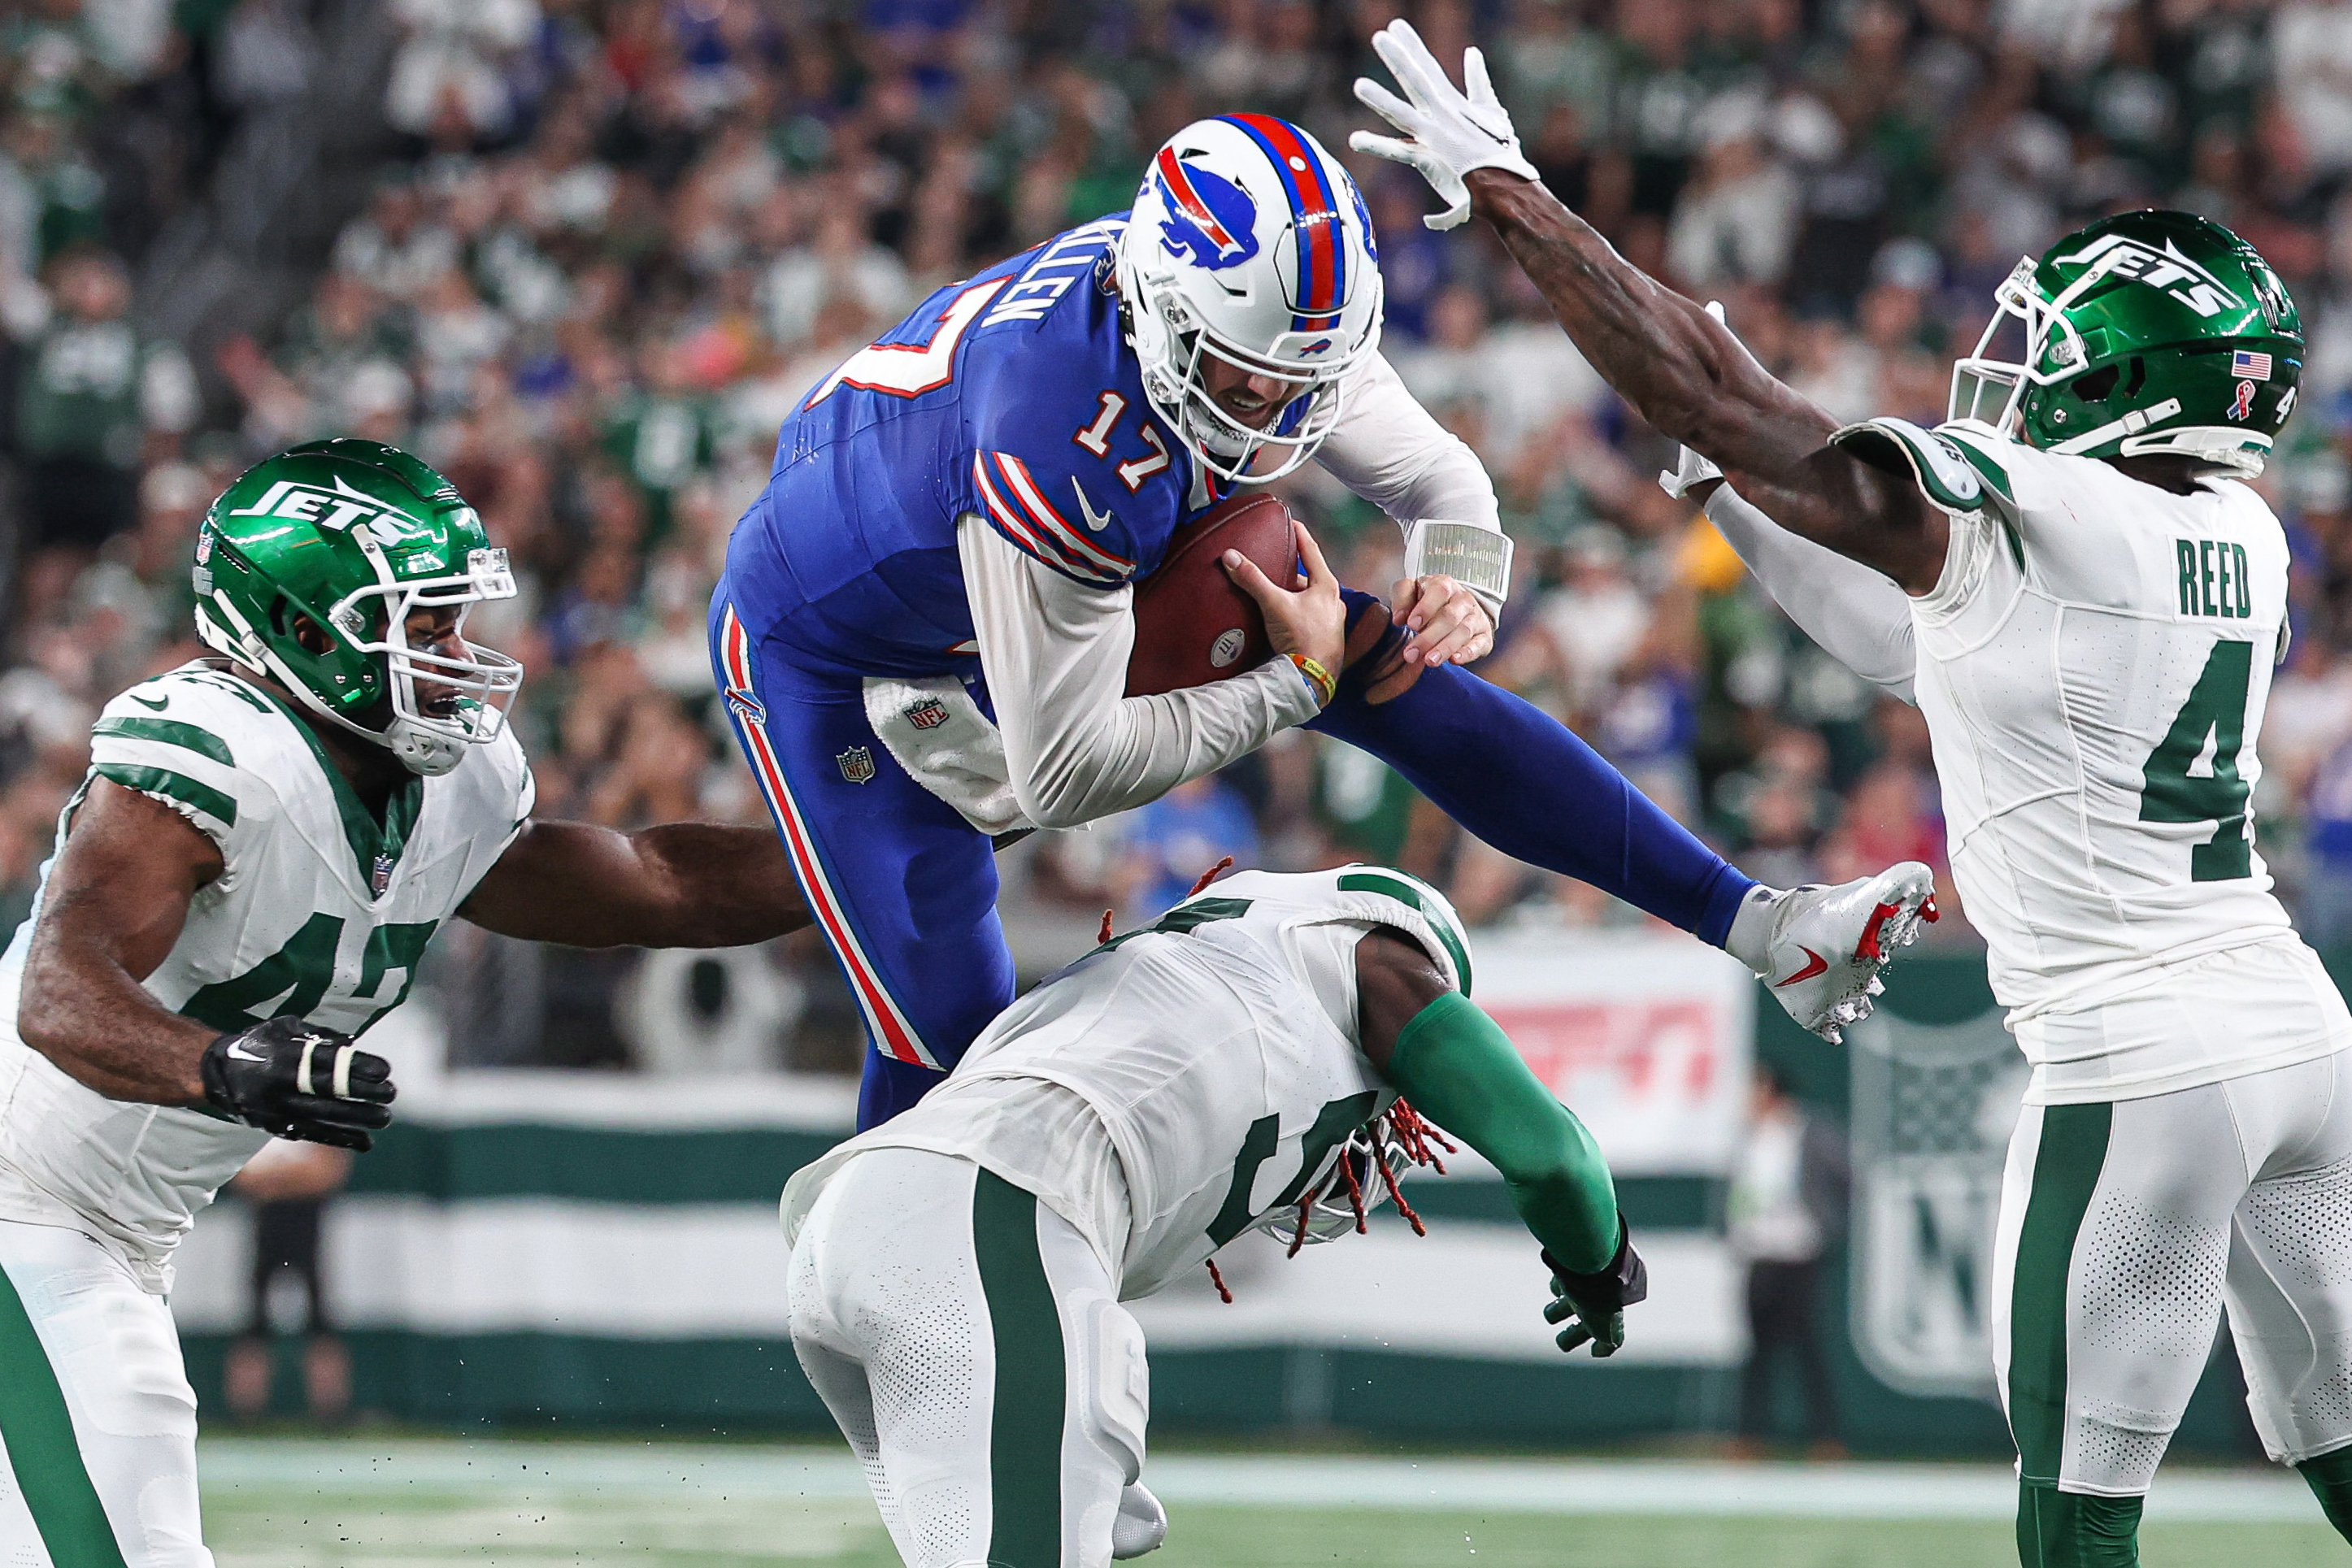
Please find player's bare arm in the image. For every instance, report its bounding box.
[460,817,814,949]
[19,775,395,1147]
[17,779,221,1104]
[1350,20,1946,593]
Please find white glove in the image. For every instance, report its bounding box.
[1350,20,1540,231]
[1659,302,1729,500]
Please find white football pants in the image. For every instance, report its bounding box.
[1991,1048,2352,1495]
[0,1218,211,1566]
[787,1147,1150,1568]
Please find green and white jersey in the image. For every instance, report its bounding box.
[1906,420,2350,1100]
[782,867,1472,1300]
[0,661,533,1290]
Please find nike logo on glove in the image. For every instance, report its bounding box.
[1774,948,1829,988]
[224,1043,268,1062]
[129,693,169,711]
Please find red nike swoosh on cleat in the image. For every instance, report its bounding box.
[1775,948,1828,988]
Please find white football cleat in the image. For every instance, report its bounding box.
[1731,862,1938,1045]
[1111,1479,1168,1558]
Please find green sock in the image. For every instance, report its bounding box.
[2298,1446,2352,1542]
[2015,1481,2142,1567]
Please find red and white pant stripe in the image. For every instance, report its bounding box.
[718,606,939,1070]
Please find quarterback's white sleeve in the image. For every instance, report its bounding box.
[1704,482,1919,704]
[1315,352,1511,612]
[1316,352,1499,528]
[960,516,1320,830]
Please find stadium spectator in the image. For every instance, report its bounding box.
[1728,1063,1850,1460]
[1115,771,1262,927]
[222,1140,356,1426]
[11,246,193,623]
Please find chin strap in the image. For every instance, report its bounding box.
[1403,519,1512,619]
[2048,397,2185,455]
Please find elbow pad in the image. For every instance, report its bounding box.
[1404,519,1514,615]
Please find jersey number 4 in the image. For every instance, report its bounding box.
[2139,639,2254,882]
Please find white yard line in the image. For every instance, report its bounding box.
[196,1440,2321,1523]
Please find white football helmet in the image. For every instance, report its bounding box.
[1115,115,1385,485]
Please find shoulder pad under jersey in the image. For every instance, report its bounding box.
[1828,416,2005,517]
[86,664,295,858]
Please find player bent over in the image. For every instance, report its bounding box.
[782,867,1646,1567]
[0,441,815,1567]
[1349,22,2352,1561]
[715,107,1936,1129]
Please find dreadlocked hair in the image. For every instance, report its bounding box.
[1186,855,1235,897]
[1209,1097,1458,1300]
[1098,858,1234,949]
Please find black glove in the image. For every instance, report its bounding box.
[1541,1218,1649,1357]
[200,1015,396,1152]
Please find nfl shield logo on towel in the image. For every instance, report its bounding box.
[837,746,877,785]
[904,697,950,732]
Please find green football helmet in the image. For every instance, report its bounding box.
[193,439,522,777]
[1949,209,2302,476]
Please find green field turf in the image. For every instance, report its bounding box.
[195,1440,2349,1568]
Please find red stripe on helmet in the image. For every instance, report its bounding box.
[1155,146,1238,253]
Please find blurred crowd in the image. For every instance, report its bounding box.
[14,0,2352,1067]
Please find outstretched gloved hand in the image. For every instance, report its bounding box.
[1350,20,1540,231]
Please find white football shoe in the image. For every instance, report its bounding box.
[1728,862,1938,1045]
[1111,1479,1168,1558]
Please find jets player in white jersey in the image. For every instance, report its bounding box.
[781,867,1648,1568]
[1350,20,2352,1566]
[0,441,817,1568]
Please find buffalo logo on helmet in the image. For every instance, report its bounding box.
[1154,148,1259,272]
[837,745,877,785]
[903,697,950,731]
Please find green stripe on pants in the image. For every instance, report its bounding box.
[0,1256,129,1567]
[2010,1102,2112,1487]
[974,1169,1063,1568]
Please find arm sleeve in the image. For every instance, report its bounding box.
[1381,990,1619,1274]
[1703,481,1919,704]
[1314,350,1501,532]
[960,515,1321,830]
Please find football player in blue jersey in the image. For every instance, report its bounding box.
[711,113,1937,1129]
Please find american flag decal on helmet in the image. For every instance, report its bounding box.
[2233,350,2274,381]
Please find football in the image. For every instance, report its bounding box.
[1126,492,1300,696]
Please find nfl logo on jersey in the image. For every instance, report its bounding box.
[903,698,950,732]
[837,746,876,785]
